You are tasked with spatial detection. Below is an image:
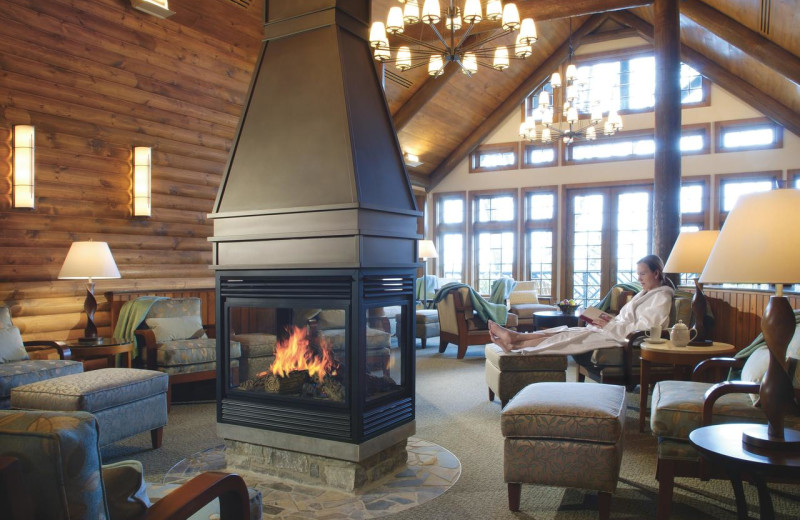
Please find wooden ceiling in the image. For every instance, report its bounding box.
[175,0,800,190]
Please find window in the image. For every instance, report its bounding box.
[434,193,466,282]
[715,118,784,153]
[521,142,558,168]
[716,172,778,226]
[677,178,710,285]
[471,191,518,294]
[469,142,519,173]
[523,188,557,297]
[564,125,710,165]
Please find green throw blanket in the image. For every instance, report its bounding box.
[433,282,509,326]
[113,296,167,356]
[490,277,517,305]
[593,282,642,311]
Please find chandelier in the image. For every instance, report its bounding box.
[519,20,623,145]
[369,1,537,77]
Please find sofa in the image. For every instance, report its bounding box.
[0,305,83,409]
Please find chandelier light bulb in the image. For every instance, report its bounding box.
[604,120,614,135]
[538,90,550,108]
[493,46,509,70]
[586,126,597,140]
[542,108,553,126]
[566,106,578,124]
[428,55,445,76]
[462,52,478,75]
[562,101,570,117]
[463,0,482,24]
[422,0,441,24]
[514,33,532,58]
[386,6,404,34]
[486,0,503,21]
[590,105,602,124]
[609,110,623,130]
[566,84,577,102]
[501,3,520,31]
[542,127,552,143]
[403,0,420,24]
[550,72,562,89]
[368,22,388,49]
[374,45,390,62]
[518,18,537,45]
[396,46,412,71]
[446,7,462,31]
[566,63,578,81]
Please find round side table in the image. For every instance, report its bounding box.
[65,337,134,370]
[533,310,580,330]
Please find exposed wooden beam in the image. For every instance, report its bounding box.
[580,27,641,45]
[428,14,608,190]
[611,11,800,138]
[523,0,652,21]
[681,0,800,87]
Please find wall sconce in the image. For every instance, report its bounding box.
[133,146,152,217]
[403,152,423,168]
[131,0,175,19]
[13,125,35,209]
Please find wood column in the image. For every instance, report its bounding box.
[653,0,681,263]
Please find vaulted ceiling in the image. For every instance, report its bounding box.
[173,0,800,190]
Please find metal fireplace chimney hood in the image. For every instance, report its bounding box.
[209,0,420,268]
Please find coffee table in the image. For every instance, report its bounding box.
[533,310,580,330]
[639,339,735,432]
[690,423,800,520]
[65,337,135,370]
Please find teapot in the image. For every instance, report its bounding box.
[667,320,697,347]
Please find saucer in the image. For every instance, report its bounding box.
[643,337,666,344]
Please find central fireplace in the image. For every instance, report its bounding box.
[209,0,420,491]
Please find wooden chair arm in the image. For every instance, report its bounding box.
[134,329,159,370]
[692,357,744,382]
[24,340,71,360]
[140,471,250,520]
[701,381,761,426]
[203,324,216,339]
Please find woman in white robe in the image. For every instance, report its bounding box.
[488,255,674,356]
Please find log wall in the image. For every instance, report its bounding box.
[0,0,262,340]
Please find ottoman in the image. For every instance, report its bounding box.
[11,368,168,448]
[485,344,567,407]
[501,382,627,519]
[415,309,440,349]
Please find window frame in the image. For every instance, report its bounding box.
[521,186,558,298]
[469,188,519,293]
[521,141,559,169]
[714,171,780,227]
[468,142,520,173]
[714,117,784,153]
[680,175,711,231]
[790,169,800,189]
[433,191,467,283]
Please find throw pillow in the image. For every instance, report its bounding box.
[145,316,206,343]
[508,290,539,305]
[740,345,770,406]
[0,326,29,363]
[102,460,151,520]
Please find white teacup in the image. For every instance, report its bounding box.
[645,325,662,340]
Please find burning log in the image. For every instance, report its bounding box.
[264,370,307,394]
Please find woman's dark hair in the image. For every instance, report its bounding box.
[637,254,675,289]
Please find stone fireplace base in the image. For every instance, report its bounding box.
[219,421,415,492]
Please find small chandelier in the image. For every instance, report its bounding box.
[520,19,623,145]
[369,1,537,77]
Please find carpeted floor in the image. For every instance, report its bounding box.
[104,339,800,519]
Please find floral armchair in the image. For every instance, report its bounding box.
[0,305,83,409]
[0,409,256,519]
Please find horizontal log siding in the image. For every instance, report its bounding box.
[0,0,261,340]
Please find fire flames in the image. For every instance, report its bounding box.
[262,325,336,380]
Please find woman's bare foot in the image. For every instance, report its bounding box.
[488,320,514,352]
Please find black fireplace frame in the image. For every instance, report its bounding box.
[215,267,416,444]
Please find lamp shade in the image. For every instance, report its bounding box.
[700,189,800,285]
[58,241,121,280]
[418,240,438,260]
[664,230,720,274]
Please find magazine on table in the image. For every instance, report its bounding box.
[579,307,614,328]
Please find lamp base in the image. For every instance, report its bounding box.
[742,425,800,453]
[688,338,714,347]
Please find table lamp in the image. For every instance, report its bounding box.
[58,241,121,344]
[700,189,800,451]
[664,230,719,346]
[418,239,438,309]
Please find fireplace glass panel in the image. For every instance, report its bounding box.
[228,304,349,405]
[364,305,406,403]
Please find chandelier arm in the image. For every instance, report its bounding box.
[392,33,448,54]
[454,23,475,50]
[459,30,513,53]
[427,23,452,52]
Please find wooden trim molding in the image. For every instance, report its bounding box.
[714,117,784,153]
[468,142,520,173]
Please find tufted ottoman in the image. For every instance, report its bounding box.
[11,368,168,448]
[501,382,627,519]
[485,345,567,407]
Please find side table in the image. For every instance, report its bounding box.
[639,340,735,432]
[690,423,800,520]
[65,337,134,370]
[533,310,580,330]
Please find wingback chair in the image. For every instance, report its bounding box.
[0,409,256,520]
[436,287,518,359]
[134,298,241,408]
[0,305,83,409]
[649,323,800,520]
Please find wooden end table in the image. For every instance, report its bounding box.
[65,337,134,370]
[690,423,800,520]
[533,310,580,330]
[639,339,736,432]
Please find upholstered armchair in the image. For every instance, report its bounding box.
[0,409,257,520]
[506,280,558,332]
[133,298,241,408]
[574,290,692,390]
[649,330,800,520]
[0,305,83,409]
[436,287,518,359]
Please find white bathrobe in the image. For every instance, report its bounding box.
[509,285,674,356]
